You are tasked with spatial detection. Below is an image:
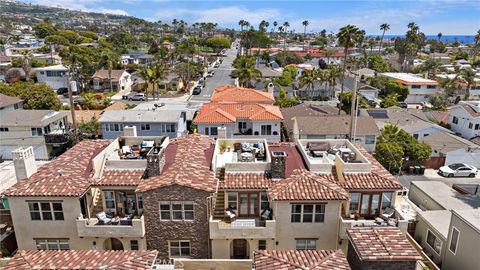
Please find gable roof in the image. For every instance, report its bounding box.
[347,227,422,261]
[194,103,283,124]
[212,85,275,103]
[0,110,67,127]
[92,69,128,81]
[95,169,145,186]
[294,115,380,136]
[281,104,338,137]
[421,131,479,153]
[3,140,111,197]
[253,249,350,270]
[136,135,217,192]
[268,169,349,201]
[0,93,22,109]
[4,250,158,270]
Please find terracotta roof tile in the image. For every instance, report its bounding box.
[136,135,217,192]
[220,173,273,189]
[3,140,111,197]
[268,169,349,201]
[194,103,283,124]
[95,169,145,186]
[212,85,275,103]
[253,249,351,270]
[347,227,422,261]
[4,250,158,270]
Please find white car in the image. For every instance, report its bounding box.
[438,163,478,178]
[206,71,214,77]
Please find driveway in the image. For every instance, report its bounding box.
[189,42,237,103]
[398,168,480,188]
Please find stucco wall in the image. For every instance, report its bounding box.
[274,200,342,251]
[408,183,444,210]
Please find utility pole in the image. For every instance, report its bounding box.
[66,73,78,143]
[349,72,358,141]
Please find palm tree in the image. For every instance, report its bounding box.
[283,22,290,50]
[317,69,330,93]
[101,49,118,92]
[238,20,245,32]
[299,70,317,92]
[324,49,334,65]
[231,56,261,87]
[272,21,278,36]
[138,66,155,101]
[327,64,343,98]
[302,20,309,50]
[19,50,32,81]
[377,124,401,144]
[420,58,443,79]
[460,68,476,100]
[336,24,362,114]
[379,23,390,52]
[437,32,443,41]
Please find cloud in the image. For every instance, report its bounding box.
[155,6,281,26]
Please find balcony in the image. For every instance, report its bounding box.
[76,215,145,238]
[209,217,276,239]
[44,133,69,144]
[338,211,409,239]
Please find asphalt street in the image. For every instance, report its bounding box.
[189,42,238,103]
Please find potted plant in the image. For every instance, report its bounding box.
[219,140,228,154]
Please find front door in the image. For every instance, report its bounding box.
[232,239,248,259]
[238,193,259,217]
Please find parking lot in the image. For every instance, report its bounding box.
[398,168,480,188]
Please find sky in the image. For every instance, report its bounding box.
[24,0,480,35]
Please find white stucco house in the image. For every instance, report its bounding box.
[35,65,69,90]
[449,101,480,139]
[380,72,439,104]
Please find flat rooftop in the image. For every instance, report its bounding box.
[417,210,451,239]
[412,181,480,210]
[381,72,438,84]
[452,209,480,232]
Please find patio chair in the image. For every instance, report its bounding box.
[381,207,395,220]
[96,212,112,225]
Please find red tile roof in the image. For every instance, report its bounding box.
[347,227,422,261]
[212,85,275,103]
[459,103,480,117]
[220,173,273,189]
[253,249,351,270]
[0,93,23,109]
[194,103,283,124]
[3,140,111,197]
[136,135,217,192]
[4,250,158,270]
[268,169,349,201]
[294,50,346,58]
[95,169,145,186]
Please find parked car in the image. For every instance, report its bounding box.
[438,163,478,178]
[214,62,220,68]
[57,88,68,95]
[206,71,214,77]
[128,93,146,101]
[192,86,202,95]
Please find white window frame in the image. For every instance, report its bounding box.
[168,240,191,258]
[426,229,442,255]
[160,201,194,221]
[35,239,69,250]
[295,239,316,250]
[291,204,325,223]
[31,127,43,136]
[449,227,460,255]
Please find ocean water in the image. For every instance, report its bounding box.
[370,35,476,44]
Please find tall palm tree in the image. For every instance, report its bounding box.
[272,21,278,36]
[317,69,330,93]
[327,64,343,98]
[336,24,362,114]
[460,68,476,100]
[377,124,401,144]
[231,56,261,87]
[283,22,290,50]
[138,66,154,101]
[238,20,245,32]
[437,32,443,41]
[302,20,309,50]
[101,49,118,92]
[324,49,334,65]
[420,58,443,79]
[379,23,390,52]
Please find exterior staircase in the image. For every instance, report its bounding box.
[213,191,225,219]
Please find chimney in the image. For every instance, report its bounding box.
[123,125,137,137]
[146,146,165,178]
[267,82,274,94]
[217,126,227,139]
[12,147,37,180]
[271,151,287,179]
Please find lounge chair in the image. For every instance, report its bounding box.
[96,212,112,225]
[381,207,395,220]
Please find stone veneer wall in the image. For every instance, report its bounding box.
[346,242,417,270]
[143,184,211,259]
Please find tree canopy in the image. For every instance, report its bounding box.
[0,82,62,110]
